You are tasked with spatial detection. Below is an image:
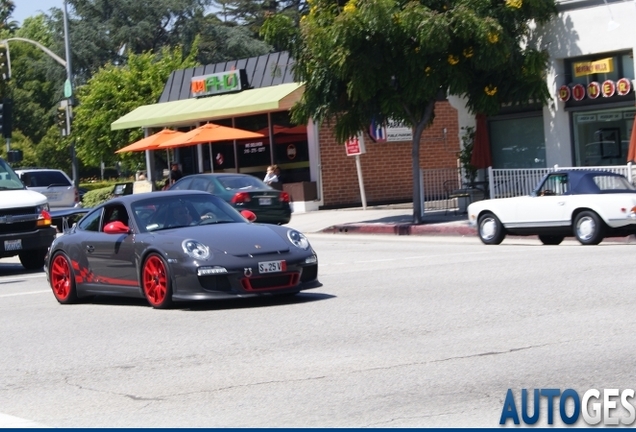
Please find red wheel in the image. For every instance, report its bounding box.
[142,254,173,309]
[50,252,78,304]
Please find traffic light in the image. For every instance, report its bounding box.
[57,102,67,136]
[0,98,12,139]
[0,43,11,80]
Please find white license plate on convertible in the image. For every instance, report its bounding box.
[258,260,286,273]
[4,239,22,251]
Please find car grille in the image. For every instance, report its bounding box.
[0,207,40,234]
[300,264,318,283]
[199,275,233,292]
[241,273,300,291]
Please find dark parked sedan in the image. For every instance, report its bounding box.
[169,173,292,225]
[45,191,320,309]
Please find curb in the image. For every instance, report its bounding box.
[321,222,477,236]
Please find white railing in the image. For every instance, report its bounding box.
[487,163,634,199]
[421,163,636,211]
[421,166,478,212]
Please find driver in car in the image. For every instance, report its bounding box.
[170,204,194,226]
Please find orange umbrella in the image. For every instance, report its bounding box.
[470,113,492,169]
[115,128,185,153]
[158,123,265,149]
[627,117,636,163]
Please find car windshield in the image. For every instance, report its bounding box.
[132,194,248,232]
[593,175,635,191]
[217,175,268,190]
[0,159,26,190]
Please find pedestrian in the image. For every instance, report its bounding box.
[162,178,172,191]
[263,165,279,185]
[170,162,183,182]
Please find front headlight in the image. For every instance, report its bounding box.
[287,230,310,250]
[36,203,49,213]
[182,239,211,260]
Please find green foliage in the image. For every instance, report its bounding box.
[0,130,38,167]
[263,0,557,143]
[72,45,199,167]
[80,180,116,191]
[81,186,113,207]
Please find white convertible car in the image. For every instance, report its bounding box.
[467,170,636,245]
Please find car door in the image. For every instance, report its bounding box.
[83,203,139,293]
[514,173,571,227]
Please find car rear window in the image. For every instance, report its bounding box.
[22,171,71,187]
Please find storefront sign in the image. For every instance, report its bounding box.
[558,85,571,102]
[345,135,366,156]
[573,58,614,77]
[601,80,616,98]
[572,84,586,101]
[587,82,600,99]
[369,118,413,143]
[191,69,247,97]
[577,115,597,123]
[243,141,265,154]
[597,112,622,121]
[287,144,297,160]
[617,78,632,96]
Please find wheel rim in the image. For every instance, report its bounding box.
[577,216,595,241]
[480,217,497,241]
[51,255,71,300]
[143,256,167,306]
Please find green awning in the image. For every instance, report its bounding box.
[111,82,305,131]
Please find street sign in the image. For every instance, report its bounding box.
[345,134,366,156]
[64,79,72,98]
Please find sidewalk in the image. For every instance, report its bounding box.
[285,203,476,236]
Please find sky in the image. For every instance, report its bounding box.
[12,0,62,25]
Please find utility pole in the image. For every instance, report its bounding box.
[63,0,79,188]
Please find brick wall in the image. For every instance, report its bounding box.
[318,101,460,207]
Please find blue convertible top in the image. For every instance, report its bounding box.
[554,170,635,195]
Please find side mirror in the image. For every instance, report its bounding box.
[240,210,257,222]
[104,221,130,234]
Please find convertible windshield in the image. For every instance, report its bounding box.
[0,158,26,190]
[132,194,247,232]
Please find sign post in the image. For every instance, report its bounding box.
[345,134,367,210]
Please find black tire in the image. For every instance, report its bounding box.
[573,211,604,245]
[19,248,48,270]
[141,253,173,309]
[49,252,78,304]
[477,213,505,245]
[538,235,564,245]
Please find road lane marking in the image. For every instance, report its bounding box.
[0,412,46,427]
[0,290,50,298]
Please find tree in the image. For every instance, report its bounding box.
[71,44,199,167]
[262,0,557,222]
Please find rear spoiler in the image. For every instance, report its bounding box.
[49,208,92,232]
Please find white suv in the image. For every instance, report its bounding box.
[15,168,81,209]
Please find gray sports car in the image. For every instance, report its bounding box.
[45,191,320,309]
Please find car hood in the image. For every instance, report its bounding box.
[151,223,293,255]
[4,189,48,207]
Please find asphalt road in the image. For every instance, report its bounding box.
[1,234,635,427]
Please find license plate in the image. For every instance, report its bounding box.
[45,193,60,201]
[259,197,272,206]
[4,239,22,251]
[258,260,286,273]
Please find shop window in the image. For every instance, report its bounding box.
[490,115,546,169]
[573,107,635,167]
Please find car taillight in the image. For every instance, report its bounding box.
[279,192,290,203]
[37,210,52,227]
[74,188,79,203]
[231,192,251,204]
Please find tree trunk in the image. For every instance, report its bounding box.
[411,99,436,224]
